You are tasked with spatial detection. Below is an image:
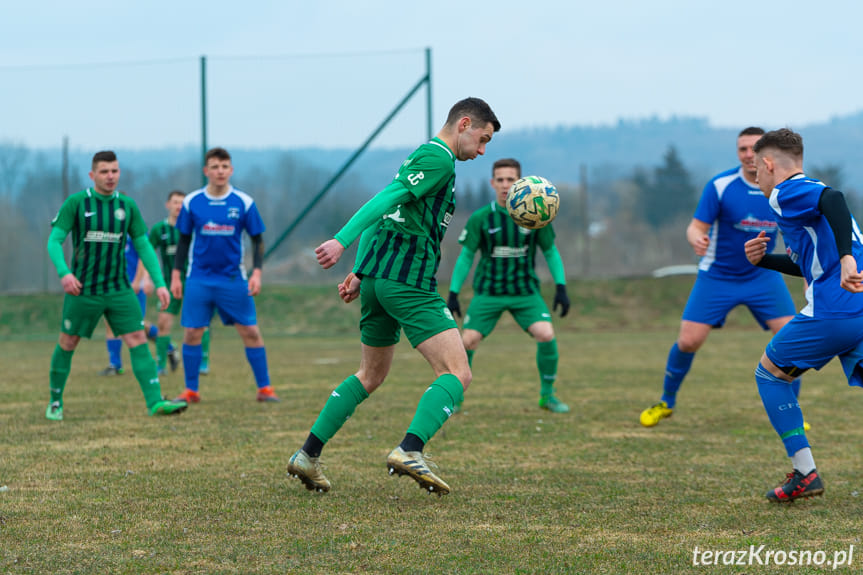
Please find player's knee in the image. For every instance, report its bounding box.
[461,329,482,350]
[453,366,472,390]
[676,337,704,353]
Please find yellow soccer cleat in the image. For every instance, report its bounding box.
[640,401,673,427]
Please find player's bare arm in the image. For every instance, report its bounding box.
[840,255,863,293]
[686,219,711,257]
[315,239,345,269]
[744,230,769,266]
[170,269,184,299]
[248,268,262,297]
[338,272,361,304]
[60,273,82,296]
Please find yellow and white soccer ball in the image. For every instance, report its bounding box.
[505,175,559,229]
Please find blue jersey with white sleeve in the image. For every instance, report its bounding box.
[693,166,782,279]
[176,186,266,281]
[770,174,863,318]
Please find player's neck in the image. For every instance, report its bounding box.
[206,183,230,197]
[167,215,177,226]
[741,170,758,187]
[93,186,115,197]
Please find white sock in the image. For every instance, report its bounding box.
[791,448,816,475]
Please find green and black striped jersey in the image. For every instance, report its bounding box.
[51,188,148,295]
[458,201,556,296]
[148,219,180,280]
[354,137,456,291]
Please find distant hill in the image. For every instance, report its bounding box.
[33,110,863,196]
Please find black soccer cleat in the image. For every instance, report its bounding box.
[766,469,824,502]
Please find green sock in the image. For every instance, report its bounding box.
[310,375,369,444]
[537,339,558,397]
[156,336,170,370]
[129,343,163,408]
[466,348,475,368]
[406,374,465,443]
[49,345,74,406]
[201,329,211,366]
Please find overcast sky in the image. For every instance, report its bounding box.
[2,0,861,150]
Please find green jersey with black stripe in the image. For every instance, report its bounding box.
[458,201,556,296]
[50,188,148,295]
[354,137,456,291]
[148,219,180,280]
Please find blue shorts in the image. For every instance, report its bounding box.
[682,271,795,329]
[181,277,257,328]
[766,314,863,382]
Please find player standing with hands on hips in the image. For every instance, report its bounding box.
[287,97,500,495]
[171,147,278,404]
[447,158,570,414]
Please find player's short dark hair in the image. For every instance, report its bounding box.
[753,128,804,158]
[92,150,117,168]
[204,147,231,164]
[167,189,186,200]
[493,158,521,178]
[739,126,765,137]
[446,97,501,133]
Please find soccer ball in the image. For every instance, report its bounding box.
[506,176,559,229]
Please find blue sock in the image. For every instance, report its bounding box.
[167,341,176,353]
[183,344,202,392]
[660,343,695,409]
[107,338,123,368]
[756,364,809,456]
[791,377,801,399]
[147,325,158,339]
[245,347,270,389]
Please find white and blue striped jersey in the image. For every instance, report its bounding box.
[176,186,265,281]
[693,166,781,279]
[770,174,863,318]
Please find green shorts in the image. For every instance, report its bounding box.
[463,293,552,337]
[360,277,457,348]
[60,289,146,338]
[162,293,182,316]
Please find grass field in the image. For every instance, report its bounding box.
[2,279,862,574]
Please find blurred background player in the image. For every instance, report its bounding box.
[170,147,277,403]
[745,128,863,501]
[287,97,500,495]
[447,158,570,413]
[149,189,209,376]
[45,150,187,420]
[640,127,801,427]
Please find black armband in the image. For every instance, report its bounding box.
[174,233,191,272]
[251,234,264,269]
[756,254,804,277]
[819,187,853,257]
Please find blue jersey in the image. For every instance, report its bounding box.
[176,186,266,281]
[125,236,139,281]
[693,166,782,279]
[770,174,863,318]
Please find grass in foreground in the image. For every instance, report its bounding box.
[2,280,862,573]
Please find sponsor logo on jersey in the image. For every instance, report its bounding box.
[202,221,236,236]
[735,214,778,233]
[492,246,529,258]
[114,208,126,221]
[488,227,502,234]
[166,245,177,255]
[442,211,452,228]
[84,230,124,243]
[385,207,405,223]
[228,207,240,219]
[84,211,97,218]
